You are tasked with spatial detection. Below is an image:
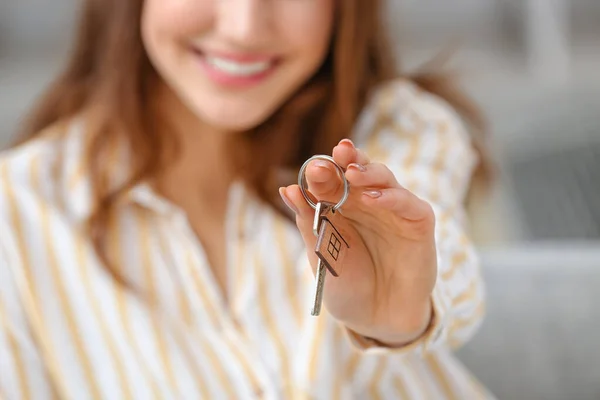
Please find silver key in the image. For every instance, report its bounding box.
[311,201,350,315]
[311,259,327,316]
[313,201,333,237]
[311,201,333,316]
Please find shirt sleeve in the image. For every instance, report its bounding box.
[345,79,486,355]
[0,231,57,399]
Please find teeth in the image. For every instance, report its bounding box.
[205,55,271,76]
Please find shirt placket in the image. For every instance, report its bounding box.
[145,182,278,399]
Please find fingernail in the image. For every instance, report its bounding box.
[340,138,355,148]
[279,187,299,214]
[313,160,331,170]
[347,163,366,172]
[363,190,382,198]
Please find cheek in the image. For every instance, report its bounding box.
[279,1,335,63]
[141,0,212,58]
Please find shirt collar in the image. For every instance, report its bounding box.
[60,119,181,223]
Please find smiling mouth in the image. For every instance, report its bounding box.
[192,47,279,79]
[204,55,274,76]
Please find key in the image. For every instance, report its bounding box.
[311,202,332,316]
[313,201,334,237]
[311,201,350,316]
[298,155,351,316]
[311,259,327,316]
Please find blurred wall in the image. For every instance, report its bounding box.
[0,0,77,147]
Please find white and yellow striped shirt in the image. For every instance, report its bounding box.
[0,80,494,399]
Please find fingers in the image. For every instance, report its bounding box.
[281,141,435,258]
[279,185,313,219]
[332,139,370,168]
[345,162,400,190]
[304,159,344,205]
[304,138,371,204]
[361,187,435,223]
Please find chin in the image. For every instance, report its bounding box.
[204,115,264,133]
[191,100,281,133]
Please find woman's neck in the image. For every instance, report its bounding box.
[152,82,235,212]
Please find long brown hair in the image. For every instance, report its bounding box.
[16,0,490,277]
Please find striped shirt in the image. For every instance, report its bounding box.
[0,79,494,399]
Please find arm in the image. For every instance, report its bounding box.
[348,80,486,353]
[282,79,486,355]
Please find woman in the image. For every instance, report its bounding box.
[0,0,494,399]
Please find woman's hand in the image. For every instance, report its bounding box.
[279,138,438,346]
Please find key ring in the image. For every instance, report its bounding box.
[297,155,350,211]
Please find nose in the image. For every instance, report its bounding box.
[216,0,272,47]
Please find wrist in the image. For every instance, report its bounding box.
[356,298,433,348]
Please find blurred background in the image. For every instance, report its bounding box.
[1,0,599,398]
